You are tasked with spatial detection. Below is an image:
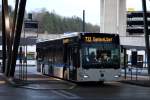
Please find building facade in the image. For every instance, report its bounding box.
[100,0,150,67]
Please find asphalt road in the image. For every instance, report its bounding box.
[0,66,150,100]
[67,81,150,100]
[0,80,150,100]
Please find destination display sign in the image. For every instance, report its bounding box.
[84,37,112,43]
[81,33,119,44]
[62,33,119,44]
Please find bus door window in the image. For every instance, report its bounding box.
[66,46,74,79]
[63,45,69,76]
[70,46,79,80]
[72,46,80,68]
[64,46,73,69]
[69,47,73,69]
[48,48,53,75]
[37,51,42,72]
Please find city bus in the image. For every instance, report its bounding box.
[36,32,121,83]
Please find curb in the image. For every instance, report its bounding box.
[1,74,28,87]
[120,80,150,87]
[1,74,77,89]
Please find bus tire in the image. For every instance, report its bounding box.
[42,64,45,74]
[63,70,68,80]
[98,81,104,85]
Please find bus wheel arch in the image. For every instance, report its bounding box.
[98,81,104,85]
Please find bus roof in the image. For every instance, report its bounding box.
[37,32,119,43]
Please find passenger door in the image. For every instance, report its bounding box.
[65,45,80,80]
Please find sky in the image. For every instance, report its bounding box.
[5,0,150,26]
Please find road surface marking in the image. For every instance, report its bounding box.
[0,81,6,84]
[52,90,81,99]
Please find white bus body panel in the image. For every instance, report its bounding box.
[53,67,63,78]
[77,68,121,82]
[43,64,49,75]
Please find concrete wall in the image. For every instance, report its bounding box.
[100,0,148,47]
[100,0,126,36]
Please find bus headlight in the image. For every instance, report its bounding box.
[114,75,120,78]
[79,72,89,78]
[114,75,119,78]
[83,75,89,78]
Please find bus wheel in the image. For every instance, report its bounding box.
[63,70,68,80]
[42,64,45,74]
[98,81,104,85]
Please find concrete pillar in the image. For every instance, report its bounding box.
[118,0,126,36]
[100,0,126,36]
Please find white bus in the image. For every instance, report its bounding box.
[36,32,121,83]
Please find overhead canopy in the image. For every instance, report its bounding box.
[122,45,145,50]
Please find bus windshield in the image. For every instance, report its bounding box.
[82,43,120,69]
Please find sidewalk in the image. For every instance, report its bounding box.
[8,66,77,89]
[1,72,76,90]
[0,65,76,90]
[120,75,150,87]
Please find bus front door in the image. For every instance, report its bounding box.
[68,46,80,81]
